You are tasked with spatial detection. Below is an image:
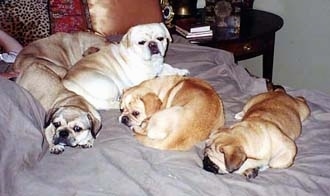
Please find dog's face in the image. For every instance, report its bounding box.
[203,128,247,175]
[121,23,172,61]
[119,87,162,132]
[44,106,102,152]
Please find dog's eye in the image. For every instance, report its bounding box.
[73,125,82,132]
[157,37,164,41]
[52,121,61,128]
[138,41,146,45]
[120,108,124,113]
[132,111,140,117]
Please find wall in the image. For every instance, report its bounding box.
[238,0,330,94]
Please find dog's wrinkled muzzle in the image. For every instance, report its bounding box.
[54,129,76,146]
[148,41,160,55]
[203,156,220,174]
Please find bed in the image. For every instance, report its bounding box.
[1,1,330,196]
[1,41,330,195]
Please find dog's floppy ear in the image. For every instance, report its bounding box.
[82,46,100,57]
[120,87,131,97]
[120,29,131,48]
[140,92,162,116]
[215,132,247,173]
[44,108,60,128]
[87,113,102,139]
[220,145,247,173]
[160,22,172,42]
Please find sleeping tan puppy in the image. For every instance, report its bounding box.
[63,23,189,110]
[203,88,311,179]
[14,32,106,154]
[119,75,225,151]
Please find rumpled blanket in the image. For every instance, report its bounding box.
[1,43,330,196]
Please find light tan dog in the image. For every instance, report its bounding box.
[14,31,107,78]
[63,23,189,110]
[203,89,311,179]
[14,32,105,154]
[119,75,225,151]
[18,68,102,154]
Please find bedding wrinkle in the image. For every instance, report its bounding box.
[1,43,330,196]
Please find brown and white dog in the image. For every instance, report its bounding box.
[63,23,189,110]
[119,75,225,151]
[14,32,105,154]
[203,88,310,179]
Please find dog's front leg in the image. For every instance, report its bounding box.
[243,168,259,180]
[80,138,94,149]
[49,144,65,154]
[45,126,65,154]
[132,119,149,135]
[159,63,190,76]
[235,158,269,179]
[234,111,245,120]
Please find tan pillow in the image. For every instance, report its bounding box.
[86,0,163,36]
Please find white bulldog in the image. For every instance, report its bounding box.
[63,23,189,110]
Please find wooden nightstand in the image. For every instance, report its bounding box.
[175,9,283,82]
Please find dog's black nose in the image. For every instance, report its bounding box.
[59,130,69,138]
[203,156,219,174]
[148,41,160,55]
[121,116,129,125]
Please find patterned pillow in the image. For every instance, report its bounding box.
[49,0,91,34]
[49,0,163,36]
[0,0,50,47]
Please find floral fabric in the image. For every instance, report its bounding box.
[49,0,91,33]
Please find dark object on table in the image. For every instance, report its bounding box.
[171,0,198,18]
[205,0,254,24]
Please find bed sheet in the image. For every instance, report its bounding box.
[1,43,330,196]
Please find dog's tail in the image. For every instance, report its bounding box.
[266,80,286,93]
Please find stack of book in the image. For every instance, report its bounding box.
[175,19,213,39]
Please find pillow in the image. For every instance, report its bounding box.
[49,0,91,34]
[0,0,50,47]
[85,0,163,36]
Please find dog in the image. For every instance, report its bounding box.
[14,32,105,154]
[42,87,102,154]
[203,88,310,179]
[62,23,189,110]
[119,75,225,151]
[13,31,108,78]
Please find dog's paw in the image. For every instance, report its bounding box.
[244,168,259,180]
[258,165,269,172]
[132,126,147,135]
[177,68,190,76]
[49,144,65,154]
[80,143,93,148]
[159,64,190,76]
[234,111,244,120]
[80,139,94,149]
